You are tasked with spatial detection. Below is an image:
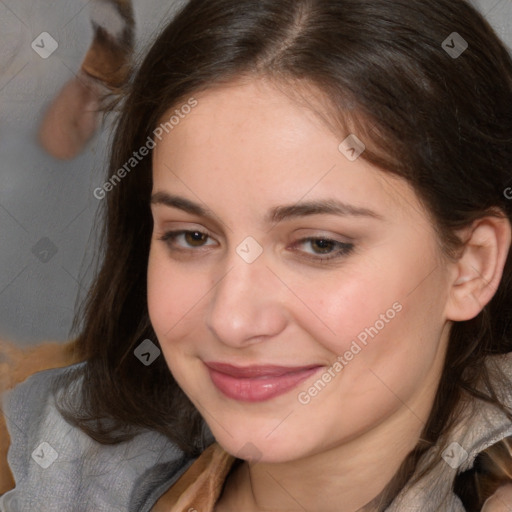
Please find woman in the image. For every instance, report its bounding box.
[1,0,512,510]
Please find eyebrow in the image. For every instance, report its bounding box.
[150,192,384,224]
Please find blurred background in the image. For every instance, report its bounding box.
[0,0,510,347]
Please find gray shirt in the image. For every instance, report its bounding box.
[0,363,199,512]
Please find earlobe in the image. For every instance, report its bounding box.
[445,213,511,322]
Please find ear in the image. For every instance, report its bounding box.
[445,213,511,322]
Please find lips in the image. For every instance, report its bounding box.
[204,362,322,402]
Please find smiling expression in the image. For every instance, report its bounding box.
[147,77,454,463]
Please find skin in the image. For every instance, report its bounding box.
[482,484,512,512]
[147,77,511,511]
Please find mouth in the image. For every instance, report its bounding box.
[204,362,323,402]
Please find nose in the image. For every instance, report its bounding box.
[205,252,288,348]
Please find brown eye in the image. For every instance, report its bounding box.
[158,230,215,250]
[310,239,337,254]
[292,237,355,262]
[184,231,208,247]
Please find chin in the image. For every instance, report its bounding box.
[211,427,313,464]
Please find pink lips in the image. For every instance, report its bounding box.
[205,362,322,402]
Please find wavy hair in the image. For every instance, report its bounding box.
[53,0,512,508]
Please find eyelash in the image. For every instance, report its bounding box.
[157,230,355,262]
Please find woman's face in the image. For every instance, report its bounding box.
[147,78,454,463]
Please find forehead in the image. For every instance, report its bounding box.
[155,79,335,165]
[151,78,424,223]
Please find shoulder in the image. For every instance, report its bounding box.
[0,363,196,512]
[457,353,512,467]
[385,353,512,511]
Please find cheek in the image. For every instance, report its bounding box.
[300,246,444,377]
[146,247,213,351]
[147,250,171,330]
[147,249,198,382]
[147,249,192,338]
[292,262,404,358]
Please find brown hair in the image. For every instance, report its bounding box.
[53,0,512,508]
